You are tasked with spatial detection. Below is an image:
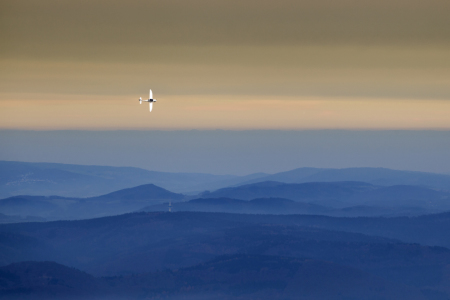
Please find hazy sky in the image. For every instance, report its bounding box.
[1,1,450,174]
[2,130,450,175]
[1,0,450,130]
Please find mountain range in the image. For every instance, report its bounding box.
[2,180,450,221]
[201,181,450,209]
[0,160,267,198]
[2,179,450,221]
[3,161,450,199]
[242,167,450,190]
[3,161,450,298]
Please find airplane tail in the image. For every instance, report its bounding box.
[139,97,142,104]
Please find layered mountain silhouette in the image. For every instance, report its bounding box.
[0,160,266,198]
[201,181,450,210]
[3,162,450,299]
[239,167,450,191]
[0,184,184,220]
[3,161,450,199]
[2,179,450,221]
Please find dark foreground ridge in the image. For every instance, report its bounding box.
[0,255,427,300]
[2,212,450,299]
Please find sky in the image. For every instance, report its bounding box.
[2,130,450,175]
[1,0,450,174]
[1,0,450,130]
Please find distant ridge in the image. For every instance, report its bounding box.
[3,161,450,199]
[202,181,450,210]
[0,160,265,198]
[3,180,450,221]
[243,167,450,191]
[90,183,184,202]
[0,183,186,221]
[203,181,375,204]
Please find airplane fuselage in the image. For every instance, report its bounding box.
[139,89,157,112]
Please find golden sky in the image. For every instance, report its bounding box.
[1,0,450,129]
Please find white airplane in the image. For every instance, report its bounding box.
[139,89,157,112]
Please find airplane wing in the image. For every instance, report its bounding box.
[149,89,153,99]
[149,102,153,112]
